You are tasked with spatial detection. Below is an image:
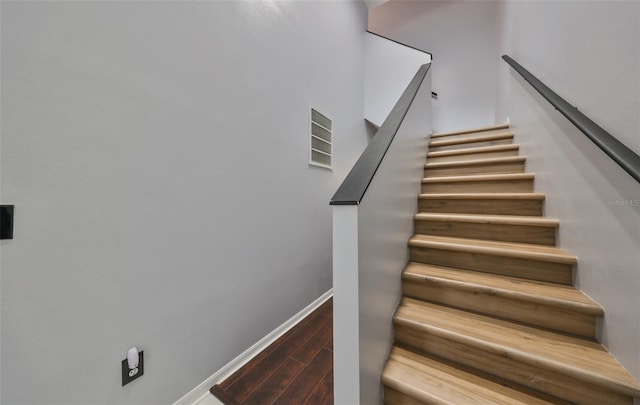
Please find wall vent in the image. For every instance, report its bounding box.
[309,108,333,169]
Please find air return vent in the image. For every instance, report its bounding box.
[310,108,333,169]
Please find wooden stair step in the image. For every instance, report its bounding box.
[427,144,520,163]
[422,173,534,193]
[382,346,559,405]
[409,234,576,265]
[429,129,515,143]
[394,298,640,404]
[383,123,640,405]
[408,234,575,284]
[402,262,602,338]
[432,123,510,138]
[418,192,545,216]
[414,212,558,245]
[424,156,526,177]
[429,132,514,152]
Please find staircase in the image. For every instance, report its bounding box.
[381,124,640,404]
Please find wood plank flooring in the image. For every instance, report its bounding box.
[211,298,333,405]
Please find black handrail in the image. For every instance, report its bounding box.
[502,55,640,183]
[330,63,431,205]
[366,30,433,59]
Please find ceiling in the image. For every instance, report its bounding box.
[363,0,390,9]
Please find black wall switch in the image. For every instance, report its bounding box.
[1,205,14,240]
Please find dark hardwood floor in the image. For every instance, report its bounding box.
[211,298,333,405]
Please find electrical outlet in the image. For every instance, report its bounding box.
[121,351,144,386]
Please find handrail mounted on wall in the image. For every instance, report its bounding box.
[365,30,433,59]
[502,55,640,183]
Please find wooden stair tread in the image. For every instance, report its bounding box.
[425,155,526,169]
[414,212,558,227]
[409,234,576,264]
[427,144,519,158]
[403,262,602,315]
[432,123,510,138]
[395,298,640,397]
[423,173,534,184]
[419,192,545,200]
[429,132,514,148]
[383,346,557,405]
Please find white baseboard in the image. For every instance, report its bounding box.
[173,289,333,405]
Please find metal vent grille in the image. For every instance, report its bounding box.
[310,108,332,169]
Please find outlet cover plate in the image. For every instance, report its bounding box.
[1,205,14,240]
[121,351,144,386]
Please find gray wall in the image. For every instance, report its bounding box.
[368,0,500,132]
[501,0,640,379]
[0,1,368,403]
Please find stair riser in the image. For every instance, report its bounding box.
[429,138,512,152]
[414,220,556,246]
[424,161,525,177]
[394,325,633,405]
[383,386,428,405]
[422,179,534,194]
[427,149,519,163]
[418,199,543,216]
[409,246,573,284]
[402,278,596,338]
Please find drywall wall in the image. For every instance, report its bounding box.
[357,69,431,405]
[332,205,360,405]
[364,32,431,127]
[494,0,512,125]
[0,1,368,403]
[368,0,500,132]
[333,66,431,405]
[506,0,639,155]
[503,0,640,379]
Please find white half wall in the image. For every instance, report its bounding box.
[369,0,501,132]
[0,1,368,403]
[364,32,431,127]
[503,0,640,379]
[357,71,431,405]
[333,66,431,405]
[332,206,361,405]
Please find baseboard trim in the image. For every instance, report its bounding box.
[173,289,333,405]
